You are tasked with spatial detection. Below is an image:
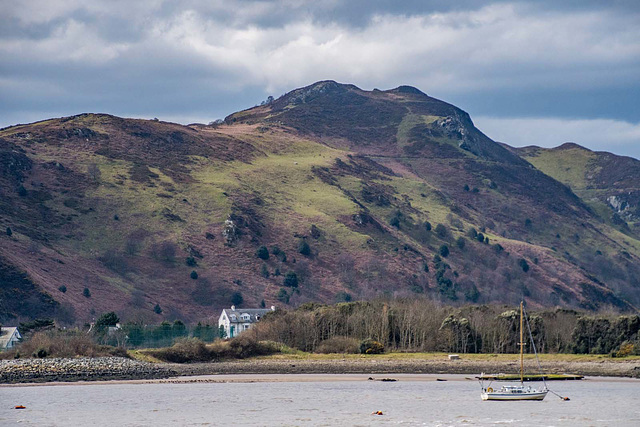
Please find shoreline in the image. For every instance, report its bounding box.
[2,355,639,385]
[5,373,640,388]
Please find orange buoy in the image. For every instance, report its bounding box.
[372,411,383,415]
[15,405,26,409]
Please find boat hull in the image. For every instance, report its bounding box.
[481,391,547,401]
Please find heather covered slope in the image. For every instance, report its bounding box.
[1,83,639,324]
[516,143,640,233]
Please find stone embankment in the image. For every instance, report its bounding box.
[0,357,175,383]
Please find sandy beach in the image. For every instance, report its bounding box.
[2,355,639,385]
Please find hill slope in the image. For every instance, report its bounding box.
[1,82,639,324]
[515,143,640,233]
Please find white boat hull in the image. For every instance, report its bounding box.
[481,391,547,401]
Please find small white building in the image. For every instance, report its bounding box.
[0,327,22,351]
[218,306,275,338]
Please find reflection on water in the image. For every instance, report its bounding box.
[2,375,640,426]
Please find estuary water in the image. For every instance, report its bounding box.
[2,374,639,426]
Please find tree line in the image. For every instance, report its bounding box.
[250,300,640,355]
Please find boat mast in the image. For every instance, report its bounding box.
[520,300,524,384]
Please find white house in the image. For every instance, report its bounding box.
[0,327,22,350]
[218,306,275,338]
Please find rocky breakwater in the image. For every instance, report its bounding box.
[0,357,176,383]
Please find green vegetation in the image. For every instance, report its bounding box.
[283,272,299,288]
[255,246,269,260]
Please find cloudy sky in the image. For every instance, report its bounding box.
[2,1,640,157]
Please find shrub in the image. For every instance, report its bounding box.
[411,285,424,294]
[6,227,12,237]
[464,184,470,191]
[277,288,289,304]
[298,239,311,256]
[359,338,384,354]
[389,216,400,228]
[310,224,321,239]
[83,287,91,298]
[335,291,352,302]
[476,232,485,243]
[467,227,477,238]
[316,336,360,354]
[227,335,281,359]
[271,246,281,255]
[58,285,67,293]
[255,246,269,260]
[148,338,213,363]
[424,221,432,231]
[456,237,466,250]
[17,185,27,197]
[261,264,270,278]
[283,271,299,288]
[519,259,530,272]
[154,304,163,314]
[190,270,199,280]
[435,223,448,239]
[231,292,244,306]
[150,241,178,265]
[439,245,450,257]
[185,256,197,267]
[274,268,281,276]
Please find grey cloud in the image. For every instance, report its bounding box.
[1,0,639,161]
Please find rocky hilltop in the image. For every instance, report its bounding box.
[1,81,639,324]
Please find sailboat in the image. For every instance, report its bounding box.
[480,301,549,401]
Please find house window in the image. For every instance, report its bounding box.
[241,313,250,321]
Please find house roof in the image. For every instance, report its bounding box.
[221,308,273,323]
[0,327,21,349]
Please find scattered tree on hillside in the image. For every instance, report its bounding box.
[435,223,448,239]
[456,237,466,250]
[87,163,101,182]
[277,288,289,304]
[83,287,91,298]
[310,224,321,239]
[95,312,120,329]
[284,271,299,288]
[256,246,269,260]
[6,227,12,237]
[231,292,244,306]
[261,264,270,278]
[298,239,311,256]
[154,304,163,314]
[190,270,198,280]
[439,245,450,257]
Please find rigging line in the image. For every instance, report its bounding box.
[523,304,570,401]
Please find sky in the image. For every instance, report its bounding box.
[2,1,640,158]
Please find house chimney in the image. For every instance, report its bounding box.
[271,306,276,311]
[231,305,236,311]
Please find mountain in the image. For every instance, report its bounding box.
[1,82,639,324]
